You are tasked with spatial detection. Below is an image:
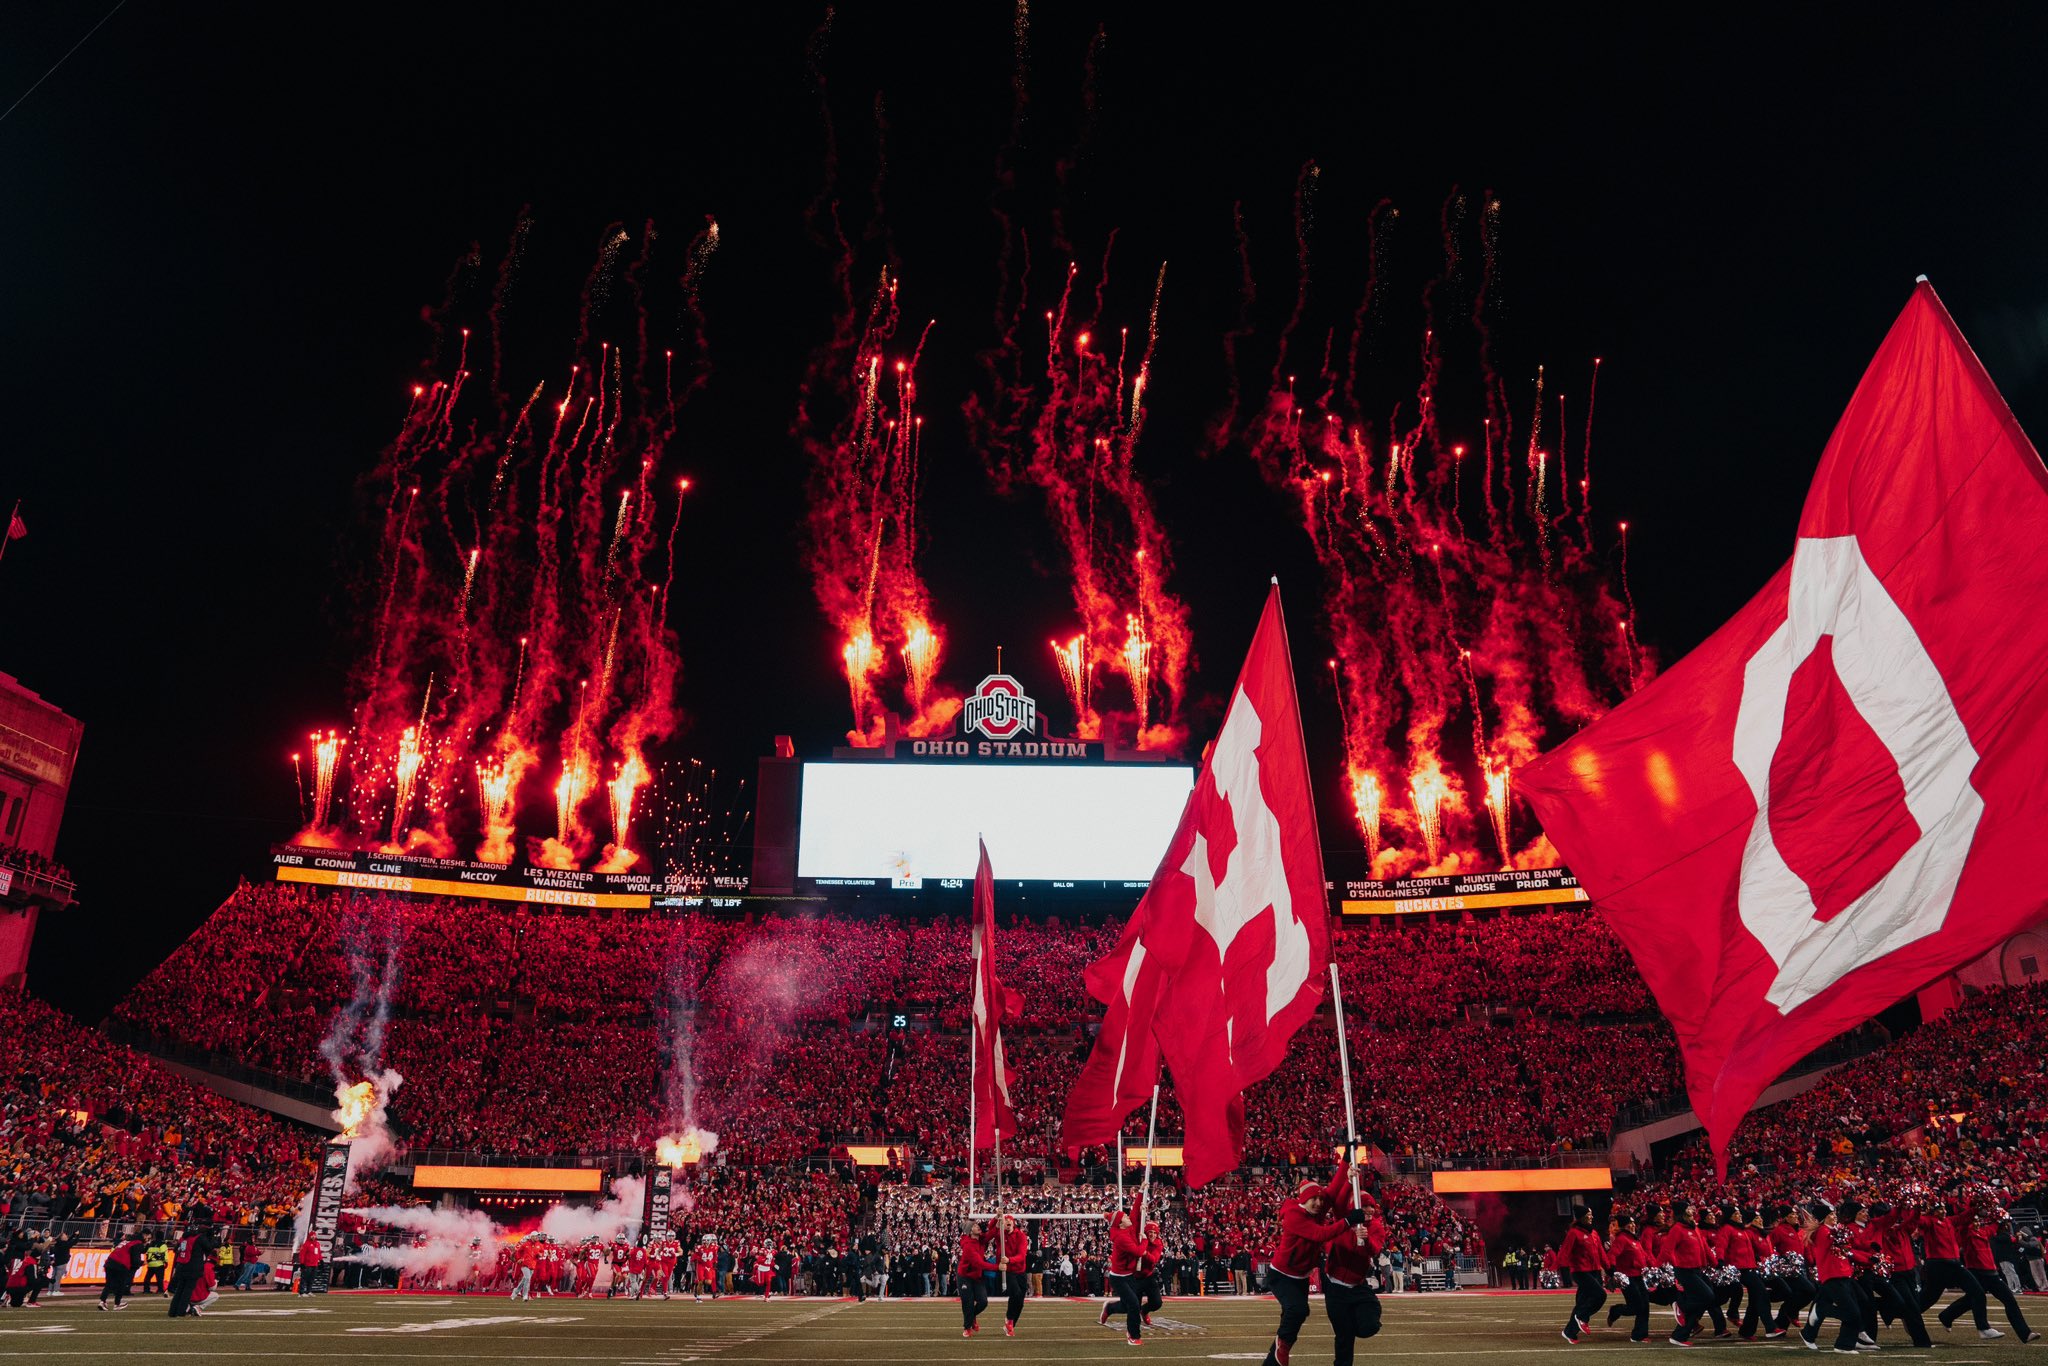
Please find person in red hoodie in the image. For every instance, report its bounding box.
[1912,1196,1989,1333]
[1664,1200,1716,1347]
[1558,1205,1609,1343]
[984,1212,1030,1337]
[1943,1195,2035,1342]
[1800,1200,1870,1354]
[1769,1204,1817,1335]
[1864,1202,1930,1347]
[1100,1198,1149,1347]
[1261,1159,1368,1366]
[956,1217,996,1339]
[1726,1208,1770,1340]
[1324,1156,1387,1366]
[1603,1213,1653,1343]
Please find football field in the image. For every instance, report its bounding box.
[5,1289,2039,1365]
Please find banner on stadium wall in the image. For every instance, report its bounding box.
[1335,867,1586,916]
[308,1140,349,1293]
[644,1167,673,1241]
[270,845,751,910]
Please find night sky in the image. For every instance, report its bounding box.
[8,3,2048,1020]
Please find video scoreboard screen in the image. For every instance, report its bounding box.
[793,760,1194,891]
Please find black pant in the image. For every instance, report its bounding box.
[1807,1279,1862,1352]
[166,1264,204,1318]
[1326,1278,1383,1366]
[1671,1268,1716,1343]
[1924,1259,1989,1330]
[1108,1274,1145,1340]
[959,1275,988,1329]
[101,1262,135,1307]
[1262,1270,1313,1366]
[1884,1269,1932,1345]
[1000,1269,1026,1324]
[1566,1271,1607,1337]
[1606,1277,1651,1340]
[1774,1271,1817,1332]
[142,1265,164,1295]
[1738,1269,1773,1337]
[1950,1265,2033,1338]
[1132,1272,1163,1325]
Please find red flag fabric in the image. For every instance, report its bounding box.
[6,513,22,540]
[970,839,1023,1148]
[1519,281,2048,1174]
[1062,584,1330,1186]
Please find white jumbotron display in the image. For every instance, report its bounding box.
[796,762,1195,886]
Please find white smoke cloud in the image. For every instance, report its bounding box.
[336,1204,504,1284]
[539,1176,646,1245]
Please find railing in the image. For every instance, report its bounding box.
[101,1025,339,1110]
[1611,1024,1889,1132]
[0,860,75,903]
[0,1214,298,1248]
[1391,1149,1611,1174]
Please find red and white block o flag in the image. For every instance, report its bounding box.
[1063,584,1330,1187]
[971,839,1023,1148]
[1520,281,2048,1175]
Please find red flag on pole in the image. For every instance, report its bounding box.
[1062,584,1330,1186]
[1519,281,2048,1174]
[971,839,1022,1148]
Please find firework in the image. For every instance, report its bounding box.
[841,628,882,730]
[389,726,425,844]
[1051,634,1090,726]
[1350,767,1384,864]
[334,1079,377,1140]
[899,617,941,713]
[1213,182,1644,875]
[1119,612,1153,733]
[1482,759,1512,863]
[311,729,343,829]
[291,751,306,824]
[554,758,591,847]
[608,753,649,849]
[966,248,1191,751]
[291,222,710,873]
[476,758,517,830]
[1409,765,1449,866]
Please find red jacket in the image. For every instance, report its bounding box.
[1770,1221,1809,1261]
[956,1234,995,1279]
[1108,1220,1145,1278]
[1325,1171,1385,1286]
[1813,1224,1862,1282]
[1609,1232,1648,1276]
[1666,1224,1708,1270]
[1723,1226,1760,1270]
[1869,1212,1917,1271]
[1269,1162,1355,1279]
[1910,1210,1961,1261]
[1959,1217,1998,1273]
[984,1224,1027,1274]
[1558,1226,1609,1274]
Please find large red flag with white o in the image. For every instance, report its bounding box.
[971,839,1023,1148]
[1520,281,2048,1173]
[1063,584,1330,1186]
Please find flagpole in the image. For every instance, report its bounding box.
[968,918,978,1208]
[1138,1080,1161,1223]
[1329,962,1365,1243]
[1115,1132,1124,1205]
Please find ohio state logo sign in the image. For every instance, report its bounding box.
[963,674,1038,740]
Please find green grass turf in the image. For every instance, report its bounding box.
[4,1288,2040,1365]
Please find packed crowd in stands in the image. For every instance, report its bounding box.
[0,990,317,1229]
[109,886,1694,1166]
[1638,981,2048,1216]
[0,845,71,886]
